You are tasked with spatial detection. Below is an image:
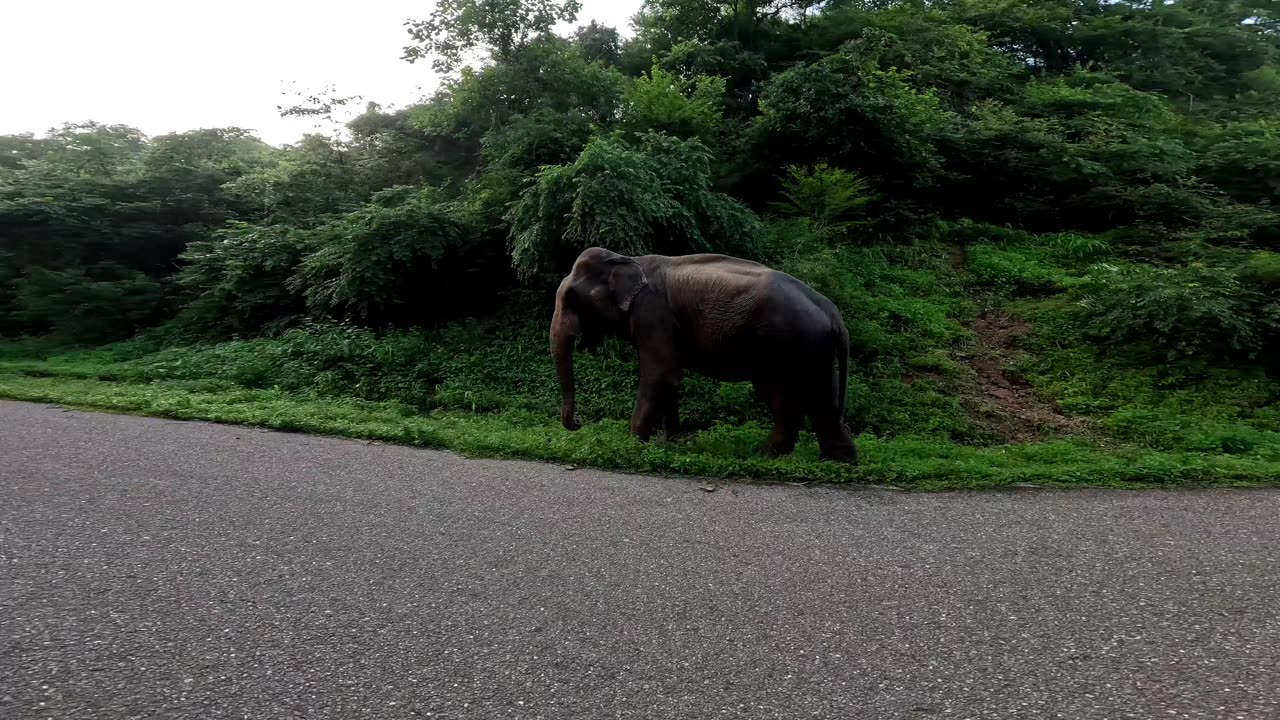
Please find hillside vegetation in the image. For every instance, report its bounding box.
[2,0,1278,488]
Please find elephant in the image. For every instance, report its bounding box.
[550,247,858,464]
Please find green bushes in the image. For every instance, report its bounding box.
[620,67,727,146]
[11,265,169,343]
[294,186,488,325]
[753,44,956,189]
[176,222,315,337]
[1241,251,1280,292]
[768,163,878,238]
[509,132,761,276]
[966,246,1066,296]
[176,187,508,333]
[1077,263,1277,361]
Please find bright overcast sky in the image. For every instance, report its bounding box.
[1,0,642,146]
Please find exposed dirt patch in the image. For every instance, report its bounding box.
[965,306,1082,443]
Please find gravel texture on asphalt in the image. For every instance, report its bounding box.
[2,400,1278,719]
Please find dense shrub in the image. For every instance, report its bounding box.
[1240,251,1280,292]
[293,186,502,326]
[11,265,169,343]
[463,109,597,223]
[176,222,316,337]
[1077,263,1278,361]
[509,132,761,276]
[966,246,1065,297]
[619,67,727,146]
[753,45,957,189]
[768,163,878,239]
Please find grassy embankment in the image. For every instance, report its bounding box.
[3,224,1276,489]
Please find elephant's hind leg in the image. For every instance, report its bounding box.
[809,371,858,465]
[813,415,857,465]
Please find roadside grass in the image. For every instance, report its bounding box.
[2,372,1277,489]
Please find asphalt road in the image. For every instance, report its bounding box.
[2,400,1279,719]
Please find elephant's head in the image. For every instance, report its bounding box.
[550,247,649,431]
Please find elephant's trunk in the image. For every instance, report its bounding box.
[551,305,581,431]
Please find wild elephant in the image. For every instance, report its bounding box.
[550,247,857,464]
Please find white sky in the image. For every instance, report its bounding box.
[1,0,641,146]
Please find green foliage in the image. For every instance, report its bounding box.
[510,132,761,276]
[403,0,582,72]
[620,67,728,145]
[656,40,770,116]
[480,110,596,175]
[966,245,1066,297]
[937,71,1278,236]
[1077,263,1278,361]
[1020,297,1279,458]
[840,7,1025,106]
[1240,250,1280,292]
[1198,120,1280,205]
[573,21,623,66]
[754,43,957,188]
[222,135,367,226]
[415,36,627,137]
[768,163,877,237]
[1073,0,1279,102]
[29,122,148,180]
[464,109,597,225]
[175,222,316,337]
[11,265,168,343]
[0,133,51,169]
[292,186,489,325]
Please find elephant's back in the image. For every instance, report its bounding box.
[661,254,839,313]
[665,259,838,372]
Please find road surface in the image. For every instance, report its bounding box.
[2,400,1278,719]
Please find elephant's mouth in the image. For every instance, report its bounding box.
[575,320,610,352]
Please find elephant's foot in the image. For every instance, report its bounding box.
[818,436,859,466]
[631,422,655,444]
[819,447,859,466]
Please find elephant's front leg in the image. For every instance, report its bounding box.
[632,362,680,443]
[662,386,681,441]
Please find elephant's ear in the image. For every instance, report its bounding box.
[606,257,648,312]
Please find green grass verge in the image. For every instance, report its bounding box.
[2,371,1276,490]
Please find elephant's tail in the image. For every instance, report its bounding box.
[832,312,849,427]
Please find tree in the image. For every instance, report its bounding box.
[28,122,148,179]
[410,36,626,140]
[292,186,504,326]
[509,132,761,276]
[753,43,957,188]
[0,133,51,169]
[573,21,622,66]
[403,0,582,73]
[620,67,728,146]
